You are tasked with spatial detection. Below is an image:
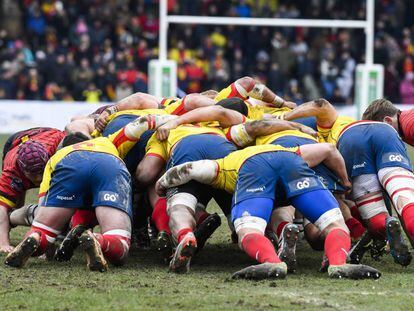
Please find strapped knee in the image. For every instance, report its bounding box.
[167,192,197,214]
[378,167,414,215]
[234,215,267,235]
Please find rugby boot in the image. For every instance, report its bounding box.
[328,264,381,280]
[4,234,40,268]
[155,231,173,263]
[265,229,278,250]
[370,237,387,261]
[348,231,373,264]
[169,232,197,273]
[54,225,87,262]
[79,231,108,272]
[319,255,329,272]
[277,224,299,273]
[231,262,288,280]
[386,217,412,267]
[194,213,221,251]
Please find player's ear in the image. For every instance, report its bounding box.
[383,116,394,125]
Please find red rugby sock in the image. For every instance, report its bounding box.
[177,228,193,244]
[345,217,366,240]
[241,233,281,264]
[26,224,57,256]
[367,213,387,238]
[350,204,363,223]
[95,233,130,265]
[402,203,414,239]
[151,198,171,234]
[324,228,350,266]
[276,221,289,238]
[71,210,98,228]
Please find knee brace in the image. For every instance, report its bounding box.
[351,174,382,199]
[355,193,387,220]
[232,198,273,234]
[167,192,198,214]
[378,167,414,215]
[226,124,254,148]
[314,208,343,232]
[234,216,267,235]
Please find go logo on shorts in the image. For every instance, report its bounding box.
[296,179,310,190]
[99,191,119,203]
[389,154,402,162]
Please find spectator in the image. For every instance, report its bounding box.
[400,72,414,104]
[83,83,102,103]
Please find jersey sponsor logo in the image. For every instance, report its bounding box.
[352,162,366,169]
[382,152,409,165]
[56,195,75,201]
[99,191,120,203]
[246,186,265,193]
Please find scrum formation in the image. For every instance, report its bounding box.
[2,76,414,280]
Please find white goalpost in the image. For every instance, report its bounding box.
[149,0,382,117]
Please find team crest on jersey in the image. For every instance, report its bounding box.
[11,177,24,191]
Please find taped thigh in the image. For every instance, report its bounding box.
[378,167,414,215]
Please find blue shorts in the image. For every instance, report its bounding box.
[231,190,339,225]
[166,134,236,214]
[337,123,412,177]
[233,151,325,207]
[167,134,236,168]
[292,117,317,130]
[102,114,154,174]
[43,151,133,218]
[271,136,346,193]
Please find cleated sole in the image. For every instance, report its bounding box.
[169,235,197,273]
[54,225,87,262]
[232,262,288,280]
[348,232,373,264]
[155,232,173,263]
[387,218,412,267]
[194,213,221,251]
[329,264,381,280]
[79,233,108,272]
[278,225,299,273]
[4,236,39,268]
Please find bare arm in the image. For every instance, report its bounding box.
[283,98,338,128]
[155,160,218,196]
[156,106,245,140]
[135,155,165,187]
[0,205,12,252]
[244,119,317,138]
[299,143,351,189]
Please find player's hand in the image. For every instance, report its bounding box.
[341,179,352,191]
[299,125,318,138]
[283,101,297,109]
[95,110,110,132]
[95,106,118,132]
[0,244,14,253]
[156,119,180,141]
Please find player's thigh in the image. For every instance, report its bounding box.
[34,206,76,232]
[95,205,131,233]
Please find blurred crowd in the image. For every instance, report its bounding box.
[0,0,413,104]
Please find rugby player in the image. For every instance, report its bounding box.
[363,98,414,146]
[156,143,380,280]
[0,127,65,253]
[4,114,173,271]
[283,98,413,266]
